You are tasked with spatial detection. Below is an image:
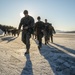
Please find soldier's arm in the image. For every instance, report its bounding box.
[18,18,23,35]
[18,18,23,30]
[52,26,56,34]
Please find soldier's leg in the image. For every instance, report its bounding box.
[51,35,53,43]
[37,34,42,50]
[39,34,42,47]
[45,36,46,44]
[45,32,49,44]
[49,35,51,42]
[25,33,31,54]
[44,32,46,44]
[34,32,37,39]
[45,36,47,45]
[22,31,26,44]
[47,34,50,43]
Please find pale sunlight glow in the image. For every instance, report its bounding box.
[20,12,24,18]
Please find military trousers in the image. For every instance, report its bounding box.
[22,30,31,50]
[44,31,50,44]
[49,35,53,43]
[37,33,43,47]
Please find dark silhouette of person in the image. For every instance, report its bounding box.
[35,16,45,50]
[44,19,56,43]
[44,19,51,45]
[11,28,19,37]
[48,20,56,43]
[18,10,34,54]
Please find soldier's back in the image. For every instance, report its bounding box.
[35,21,44,31]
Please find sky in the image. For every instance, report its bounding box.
[0,0,75,31]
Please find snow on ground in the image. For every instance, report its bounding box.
[0,33,75,75]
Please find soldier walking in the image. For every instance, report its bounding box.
[44,19,56,43]
[18,10,34,54]
[48,22,56,43]
[35,16,45,50]
[44,19,50,45]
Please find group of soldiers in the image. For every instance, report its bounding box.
[18,10,56,54]
[0,24,19,36]
[34,16,56,50]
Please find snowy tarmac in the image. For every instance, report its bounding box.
[0,33,75,75]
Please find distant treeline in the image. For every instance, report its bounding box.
[56,30,75,33]
[0,24,19,36]
[64,31,75,33]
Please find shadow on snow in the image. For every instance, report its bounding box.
[21,54,33,75]
[34,39,75,75]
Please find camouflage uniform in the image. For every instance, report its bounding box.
[44,23,50,44]
[18,15,34,51]
[49,23,56,43]
[35,21,45,49]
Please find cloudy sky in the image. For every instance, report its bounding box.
[0,0,75,31]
